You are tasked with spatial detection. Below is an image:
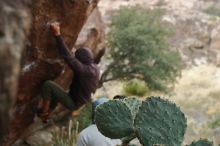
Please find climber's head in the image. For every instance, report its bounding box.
[92,97,109,123]
[75,48,93,64]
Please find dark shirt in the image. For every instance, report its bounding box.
[55,36,99,107]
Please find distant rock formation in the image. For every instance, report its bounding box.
[99,0,220,66]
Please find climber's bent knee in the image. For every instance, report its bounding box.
[41,80,55,100]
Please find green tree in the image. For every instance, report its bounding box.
[100,6,182,91]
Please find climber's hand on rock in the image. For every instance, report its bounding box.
[50,22,61,36]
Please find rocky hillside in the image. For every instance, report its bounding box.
[99,0,220,66]
[96,1,220,145]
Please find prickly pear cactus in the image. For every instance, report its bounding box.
[95,96,187,146]
[134,96,187,146]
[188,139,213,146]
[95,100,134,139]
[123,97,142,120]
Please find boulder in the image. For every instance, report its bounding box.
[0,0,31,142]
[3,0,102,145]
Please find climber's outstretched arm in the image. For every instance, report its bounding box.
[50,22,83,73]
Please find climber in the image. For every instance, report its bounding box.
[37,22,100,123]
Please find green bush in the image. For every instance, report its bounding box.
[100,6,182,92]
[204,5,220,17]
[208,114,220,129]
[123,79,149,96]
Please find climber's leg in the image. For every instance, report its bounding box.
[41,80,76,111]
[38,80,76,122]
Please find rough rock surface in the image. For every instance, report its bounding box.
[25,130,52,146]
[0,0,32,142]
[2,0,102,145]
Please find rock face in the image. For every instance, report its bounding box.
[2,0,103,145]
[0,0,32,142]
[25,130,52,146]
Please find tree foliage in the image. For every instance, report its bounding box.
[100,6,182,91]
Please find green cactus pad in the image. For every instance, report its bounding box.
[95,100,134,139]
[134,96,187,146]
[123,97,142,120]
[188,139,213,146]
